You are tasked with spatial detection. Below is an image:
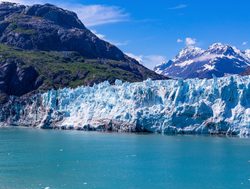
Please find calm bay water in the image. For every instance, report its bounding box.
[0,128,250,189]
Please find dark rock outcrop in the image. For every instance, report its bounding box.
[0,59,41,97]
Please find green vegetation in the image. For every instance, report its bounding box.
[13,28,37,35]
[8,22,37,35]
[0,44,143,92]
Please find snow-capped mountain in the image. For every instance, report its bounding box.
[154,43,250,78]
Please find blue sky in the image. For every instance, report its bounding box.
[3,0,250,69]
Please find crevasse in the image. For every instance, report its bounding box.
[1,76,250,136]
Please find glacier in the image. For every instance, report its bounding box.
[1,76,250,136]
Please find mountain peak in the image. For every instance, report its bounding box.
[24,3,85,29]
[209,42,227,48]
[207,43,237,56]
[179,46,204,54]
[174,46,204,62]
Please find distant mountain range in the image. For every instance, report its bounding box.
[0,2,165,103]
[154,43,250,78]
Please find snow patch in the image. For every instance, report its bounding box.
[175,60,194,67]
[203,64,215,71]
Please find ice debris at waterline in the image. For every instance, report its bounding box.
[1,76,250,136]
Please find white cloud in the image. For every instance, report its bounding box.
[112,41,129,46]
[73,5,129,27]
[126,53,143,63]
[242,41,248,46]
[0,0,130,27]
[91,29,129,47]
[185,37,196,46]
[194,54,218,62]
[177,38,183,43]
[168,4,187,10]
[91,30,106,40]
[126,53,166,70]
[177,37,197,46]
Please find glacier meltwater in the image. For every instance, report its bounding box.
[1,76,250,136]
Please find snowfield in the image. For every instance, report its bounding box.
[1,76,250,136]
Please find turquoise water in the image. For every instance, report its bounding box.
[0,128,250,189]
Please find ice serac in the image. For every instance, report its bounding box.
[1,76,250,136]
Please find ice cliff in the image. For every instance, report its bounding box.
[1,76,250,136]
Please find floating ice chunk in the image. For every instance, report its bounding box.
[126,154,137,158]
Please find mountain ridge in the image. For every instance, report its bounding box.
[155,43,250,79]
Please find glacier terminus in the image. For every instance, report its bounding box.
[1,76,250,136]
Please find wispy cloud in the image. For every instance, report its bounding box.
[112,41,129,46]
[71,5,129,27]
[177,37,197,46]
[242,41,248,46]
[126,53,166,70]
[91,30,106,40]
[91,29,129,47]
[185,37,196,46]
[0,0,130,27]
[168,4,188,10]
[177,38,183,43]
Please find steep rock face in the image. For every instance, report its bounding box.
[0,59,41,99]
[155,43,250,79]
[1,76,250,136]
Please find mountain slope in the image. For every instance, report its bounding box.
[155,43,250,79]
[0,2,165,103]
